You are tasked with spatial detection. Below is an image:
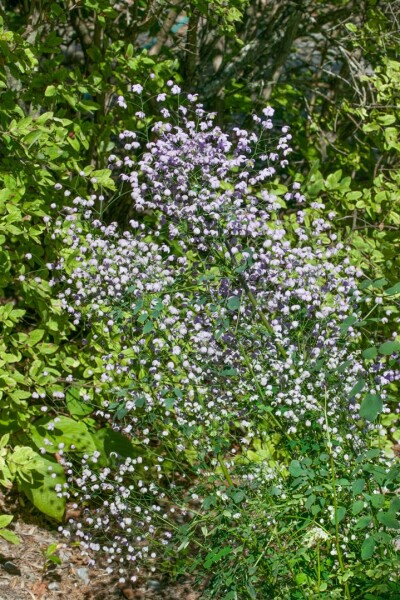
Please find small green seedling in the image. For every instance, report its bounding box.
[0,515,20,545]
[43,543,62,571]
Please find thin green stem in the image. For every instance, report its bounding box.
[324,391,351,600]
[217,454,234,487]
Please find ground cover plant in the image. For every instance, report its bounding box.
[41,84,400,599]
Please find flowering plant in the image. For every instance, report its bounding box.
[48,81,400,598]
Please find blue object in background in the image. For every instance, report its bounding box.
[141,16,189,50]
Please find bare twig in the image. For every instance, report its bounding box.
[184,8,200,83]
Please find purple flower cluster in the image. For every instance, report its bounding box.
[109,99,296,253]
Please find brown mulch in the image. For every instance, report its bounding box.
[0,499,200,600]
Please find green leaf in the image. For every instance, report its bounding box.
[359,394,383,422]
[45,542,59,557]
[8,445,42,477]
[227,296,241,310]
[378,340,400,355]
[289,460,303,477]
[326,169,343,189]
[340,315,357,333]
[361,537,376,560]
[336,360,352,374]
[90,169,115,191]
[371,278,387,289]
[352,500,365,515]
[333,507,346,524]
[14,116,33,131]
[27,329,45,346]
[35,111,53,125]
[377,511,399,529]
[77,99,101,112]
[30,416,96,453]
[389,496,400,515]
[23,130,42,147]
[115,404,129,420]
[66,387,93,417]
[0,528,20,544]
[43,146,63,160]
[203,546,232,568]
[0,515,13,528]
[67,135,80,151]
[296,573,308,585]
[349,378,365,397]
[354,515,372,530]
[221,367,238,377]
[234,263,247,273]
[385,282,400,296]
[164,397,175,409]
[37,343,58,355]
[132,298,143,314]
[373,531,391,544]
[44,85,57,97]
[142,321,153,334]
[370,494,385,509]
[18,456,66,521]
[246,582,257,599]
[232,490,245,503]
[377,114,396,126]
[46,552,61,565]
[365,449,380,460]
[305,494,316,510]
[202,495,216,510]
[362,347,377,360]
